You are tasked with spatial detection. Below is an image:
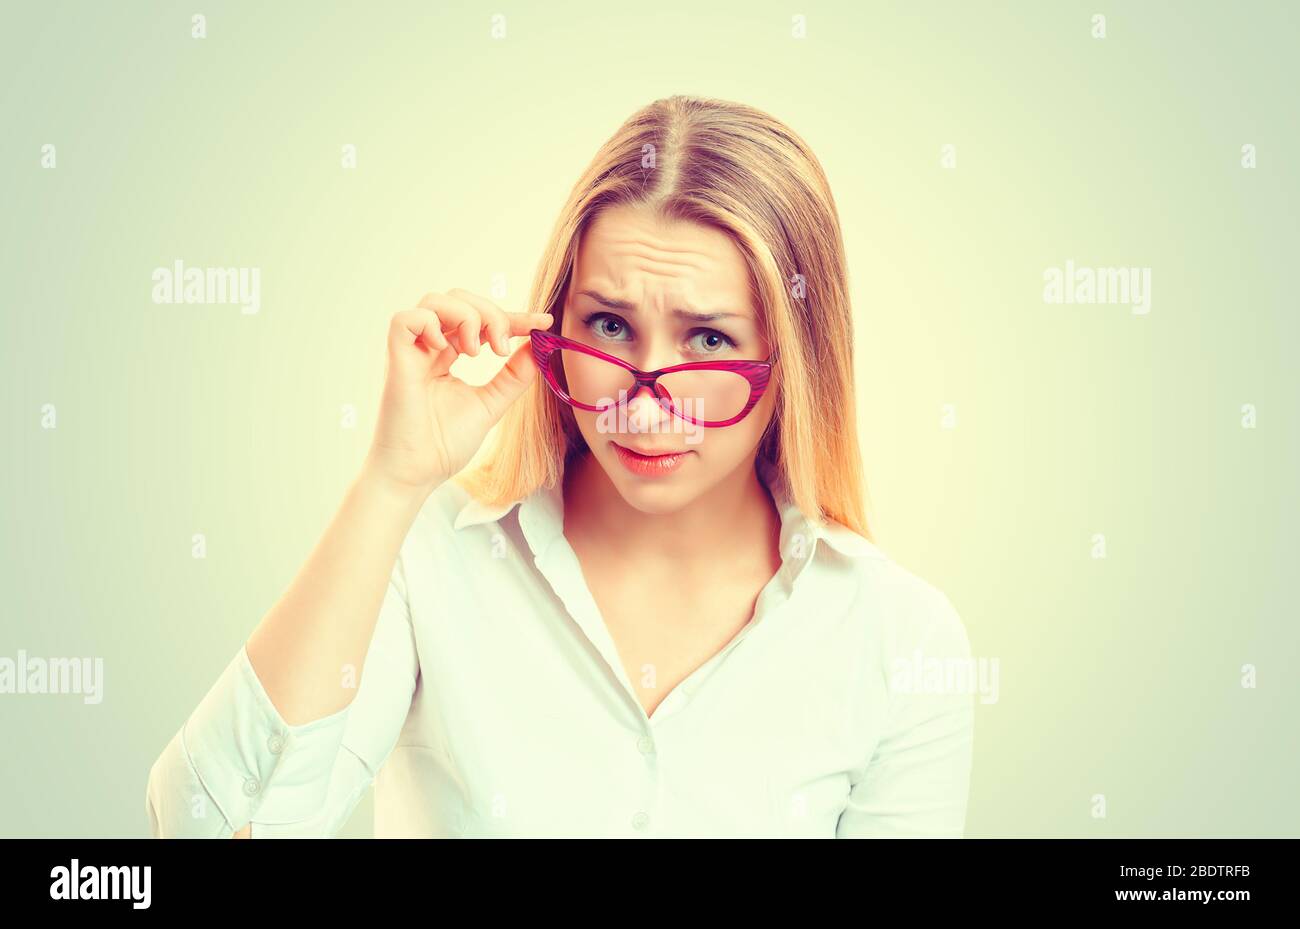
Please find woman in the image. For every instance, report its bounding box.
[146,95,974,838]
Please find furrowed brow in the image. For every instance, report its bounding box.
[577,290,749,323]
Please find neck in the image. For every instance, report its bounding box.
[562,448,779,570]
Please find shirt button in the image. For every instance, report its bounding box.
[267,734,284,754]
[242,777,261,797]
[636,736,655,755]
[631,811,649,830]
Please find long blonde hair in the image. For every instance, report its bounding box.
[454,94,872,540]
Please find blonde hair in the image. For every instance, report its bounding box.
[454,94,872,540]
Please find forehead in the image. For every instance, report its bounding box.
[572,204,755,315]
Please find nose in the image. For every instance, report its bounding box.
[623,382,672,432]
[626,337,678,374]
[620,336,678,430]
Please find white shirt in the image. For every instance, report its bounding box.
[146,455,975,838]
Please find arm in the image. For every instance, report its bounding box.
[144,297,552,838]
[837,591,976,838]
[145,513,422,838]
[244,464,430,728]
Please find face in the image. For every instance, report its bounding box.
[557,202,777,514]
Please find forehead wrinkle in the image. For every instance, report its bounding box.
[577,224,753,318]
[602,225,712,254]
[601,232,718,270]
[574,287,757,325]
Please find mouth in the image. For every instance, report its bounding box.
[611,441,691,477]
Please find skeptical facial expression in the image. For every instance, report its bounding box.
[559,203,777,514]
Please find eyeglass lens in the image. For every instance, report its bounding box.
[549,348,752,422]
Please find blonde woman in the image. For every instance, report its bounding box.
[146,95,974,839]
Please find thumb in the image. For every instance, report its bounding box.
[473,336,541,424]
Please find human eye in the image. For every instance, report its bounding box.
[687,328,738,355]
[581,311,632,342]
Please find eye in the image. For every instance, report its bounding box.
[688,329,737,354]
[583,312,631,341]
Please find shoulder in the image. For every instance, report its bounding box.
[393,479,474,565]
[845,544,971,664]
[415,478,472,530]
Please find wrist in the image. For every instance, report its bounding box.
[357,456,443,510]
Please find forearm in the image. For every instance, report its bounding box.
[244,459,435,726]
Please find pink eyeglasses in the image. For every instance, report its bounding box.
[529,328,773,427]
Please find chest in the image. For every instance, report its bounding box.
[575,553,777,719]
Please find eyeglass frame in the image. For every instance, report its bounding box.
[529,328,774,428]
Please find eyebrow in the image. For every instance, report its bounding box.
[576,289,750,324]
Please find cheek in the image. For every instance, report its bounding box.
[571,407,601,442]
[563,355,611,405]
[686,391,775,459]
[734,384,778,444]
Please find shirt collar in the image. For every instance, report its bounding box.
[452,454,877,563]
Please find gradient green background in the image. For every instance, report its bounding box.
[2,0,1296,837]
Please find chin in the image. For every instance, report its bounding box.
[611,487,695,517]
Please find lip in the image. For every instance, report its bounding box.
[611,441,690,477]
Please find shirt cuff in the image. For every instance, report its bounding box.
[182,643,351,829]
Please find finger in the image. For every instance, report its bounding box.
[474,336,540,424]
[506,311,555,338]
[391,307,447,350]
[415,292,481,354]
[405,307,450,352]
[456,314,482,356]
[448,289,512,356]
[388,308,454,383]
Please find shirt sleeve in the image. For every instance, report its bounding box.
[837,589,976,838]
[145,557,420,838]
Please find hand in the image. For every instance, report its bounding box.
[364,289,553,494]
